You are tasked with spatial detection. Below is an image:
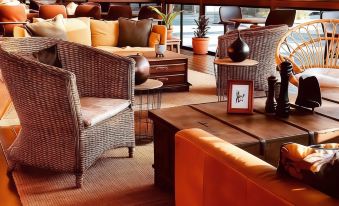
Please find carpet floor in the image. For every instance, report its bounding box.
[12,144,173,206]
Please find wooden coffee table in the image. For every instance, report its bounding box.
[149,97,339,191]
[116,51,190,92]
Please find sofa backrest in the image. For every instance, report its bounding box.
[13,20,167,48]
[175,128,339,206]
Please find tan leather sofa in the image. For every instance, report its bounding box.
[13,18,167,54]
[175,128,339,206]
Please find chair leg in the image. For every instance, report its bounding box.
[76,173,83,188]
[128,147,134,158]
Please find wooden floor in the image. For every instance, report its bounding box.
[0,50,215,206]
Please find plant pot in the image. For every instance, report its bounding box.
[167,29,173,40]
[192,37,209,55]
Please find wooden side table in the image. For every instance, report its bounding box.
[134,79,163,142]
[214,57,259,101]
[166,38,181,53]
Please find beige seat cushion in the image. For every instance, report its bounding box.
[295,68,339,87]
[90,19,119,47]
[80,97,130,127]
[95,46,154,53]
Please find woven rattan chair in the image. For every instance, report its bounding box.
[276,19,339,86]
[217,25,288,91]
[0,37,135,188]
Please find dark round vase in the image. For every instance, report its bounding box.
[128,54,150,85]
[227,31,250,62]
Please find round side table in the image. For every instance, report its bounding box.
[214,57,259,101]
[134,79,163,142]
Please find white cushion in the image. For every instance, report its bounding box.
[66,2,78,15]
[80,97,130,127]
[295,68,339,88]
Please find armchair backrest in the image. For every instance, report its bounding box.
[0,38,82,171]
[0,5,27,37]
[276,19,339,75]
[219,6,242,23]
[218,25,288,90]
[74,5,101,20]
[39,5,67,19]
[265,9,296,27]
[106,5,132,20]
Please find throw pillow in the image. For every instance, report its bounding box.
[63,17,92,46]
[277,142,339,198]
[148,32,160,48]
[32,16,92,46]
[33,44,62,68]
[90,19,119,47]
[26,14,67,40]
[118,18,152,47]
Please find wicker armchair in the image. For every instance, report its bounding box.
[0,37,135,188]
[276,19,339,86]
[218,25,288,91]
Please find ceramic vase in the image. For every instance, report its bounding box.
[227,31,250,62]
[128,54,150,85]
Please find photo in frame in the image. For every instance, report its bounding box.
[227,80,254,114]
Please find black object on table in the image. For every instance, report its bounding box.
[265,76,278,114]
[295,75,322,111]
[276,61,292,118]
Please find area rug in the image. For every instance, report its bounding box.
[161,69,218,108]
[12,144,173,206]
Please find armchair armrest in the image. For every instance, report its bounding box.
[57,41,135,104]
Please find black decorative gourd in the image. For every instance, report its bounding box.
[227,31,250,62]
[128,54,150,85]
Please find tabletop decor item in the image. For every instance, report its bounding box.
[148,6,183,40]
[128,53,150,85]
[192,15,210,54]
[155,43,166,57]
[265,75,278,114]
[276,61,292,118]
[227,80,254,114]
[227,30,250,62]
[295,75,322,111]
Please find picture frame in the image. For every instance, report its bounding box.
[227,80,254,114]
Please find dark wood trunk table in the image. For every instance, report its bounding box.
[149,97,339,192]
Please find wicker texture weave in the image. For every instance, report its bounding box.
[0,37,135,188]
[218,25,288,91]
[276,19,339,85]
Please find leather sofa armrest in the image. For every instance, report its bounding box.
[151,25,167,46]
[175,128,339,206]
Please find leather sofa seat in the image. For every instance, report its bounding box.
[80,97,130,127]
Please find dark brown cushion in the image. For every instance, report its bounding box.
[277,143,339,198]
[118,18,152,47]
[33,44,62,68]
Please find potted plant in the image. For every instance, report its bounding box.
[192,15,210,55]
[148,6,183,40]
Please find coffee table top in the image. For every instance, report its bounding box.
[149,96,339,145]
